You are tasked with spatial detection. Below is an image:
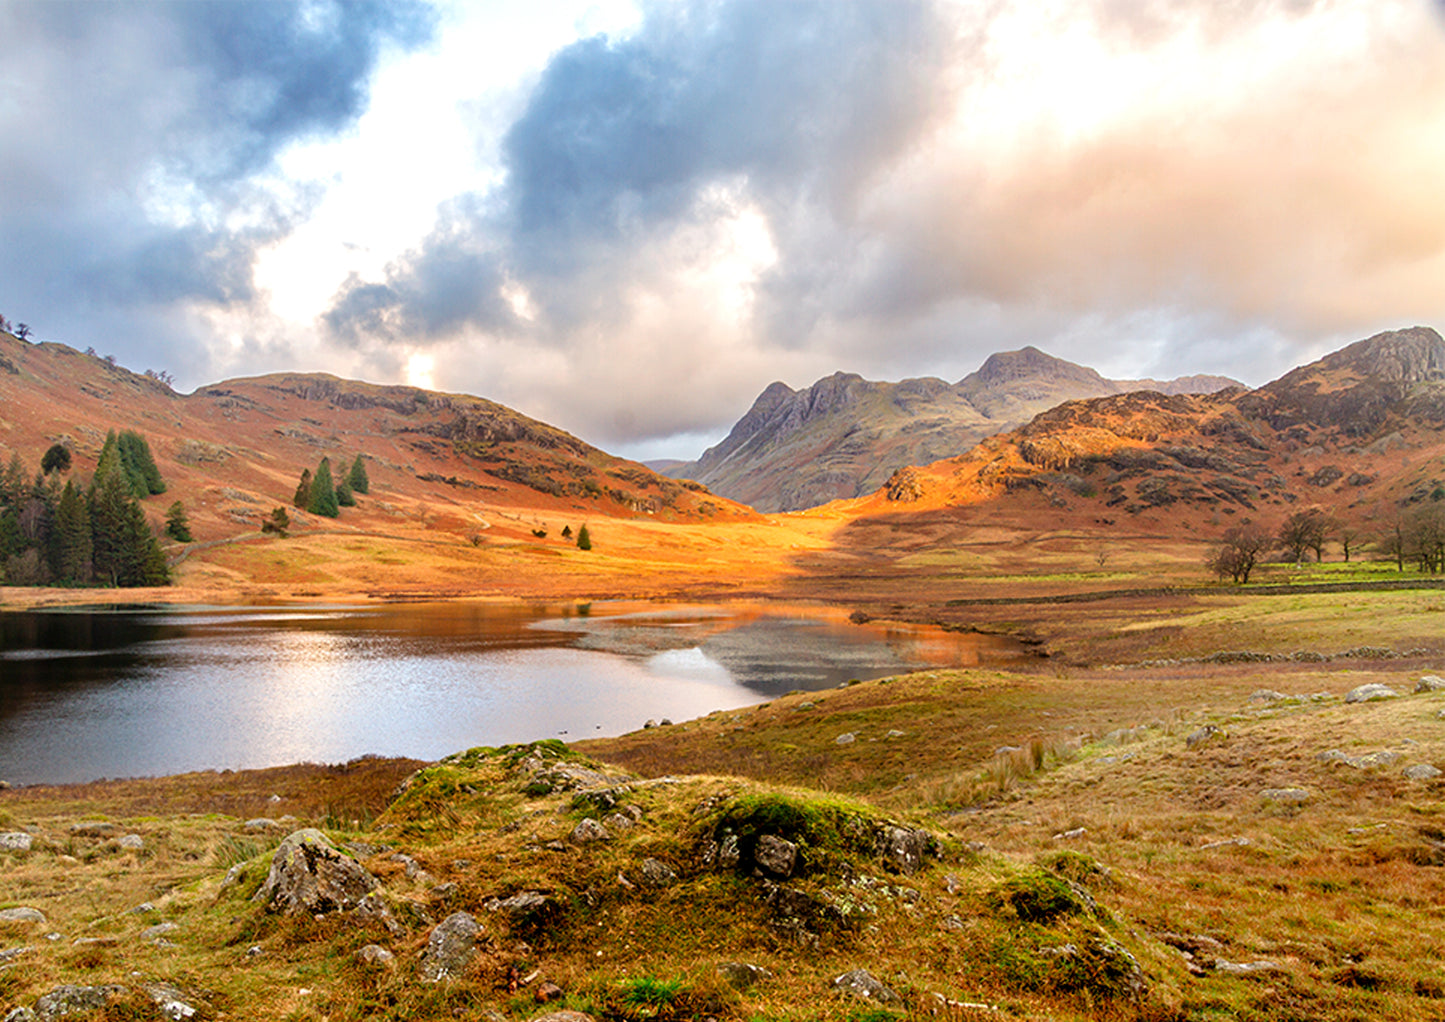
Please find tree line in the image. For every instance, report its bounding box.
[0,431,174,587]
[1208,502,1445,583]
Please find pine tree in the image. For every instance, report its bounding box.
[164,500,193,542]
[117,430,165,496]
[577,524,592,550]
[90,454,168,587]
[307,458,339,518]
[50,480,92,584]
[1,451,29,506]
[336,476,355,507]
[262,506,290,537]
[347,454,370,494]
[0,507,22,560]
[293,468,312,509]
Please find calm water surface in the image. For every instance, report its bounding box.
[0,601,1023,784]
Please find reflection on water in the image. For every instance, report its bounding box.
[0,601,1024,785]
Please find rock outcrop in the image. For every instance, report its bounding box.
[252,829,379,915]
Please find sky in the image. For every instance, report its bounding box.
[3,0,1445,461]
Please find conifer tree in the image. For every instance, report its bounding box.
[164,501,193,542]
[336,476,355,507]
[577,523,592,550]
[262,506,290,537]
[293,468,312,509]
[2,451,29,506]
[0,507,22,561]
[347,454,370,494]
[90,441,168,587]
[307,458,339,518]
[117,430,165,496]
[50,480,92,584]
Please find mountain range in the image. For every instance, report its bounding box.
[666,347,1239,512]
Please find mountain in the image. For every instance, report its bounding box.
[0,333,749,560]
[668,347,1238,512]
[840,326,1445,538]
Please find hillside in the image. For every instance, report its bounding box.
[668,347,1237,512]
[0,333,777,601]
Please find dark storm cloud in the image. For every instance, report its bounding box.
[327,0,956,344]
[0,0,433,379]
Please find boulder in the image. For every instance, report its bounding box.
[0,833,33,852]
[835,733,856,745]
[717,961,775,990]
[755,835,798,878]
[831,968,903,1005]
[875,826,933,875]
[252,829,379,915]
[1404,764,1442,781]
[118,834,144,850]
[0,908,47,925]
[569,818,610,845]
[1416,675,1445,693]
[639,858,677,887]
[34,985,125,1021]
[3,1007,35,1022]
[1186,725,1226,748]
[1345,684,1398,704]
[355,944,396,969]
[146,982,197,1020]
[243,818,279,832]
[68,822,122,838]
[1260,788,1311,803]
[419,911,481,983]
[140,921,179,943]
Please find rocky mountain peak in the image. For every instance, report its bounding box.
[961,346,1109,389]
[1328,326,1445,383]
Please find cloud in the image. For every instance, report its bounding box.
[0,0,433,380]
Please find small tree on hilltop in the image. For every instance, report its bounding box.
[347,454,370,495]
[307,458,339,518]
[1208,524,1268,584]
[576,523,592,551]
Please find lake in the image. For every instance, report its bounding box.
[0,601,1024,785]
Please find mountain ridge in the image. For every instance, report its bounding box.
[670,347,1239,512]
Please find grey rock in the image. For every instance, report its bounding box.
[639,858,677,887]
[1186,725,1226,748]
[569,818,610,845]
[718,833,741,869]
[831,968,903,1005]
[1404,763,1442,780]
[0,908,46,925]
[67,822,122,838]
[141,921,179,943]
[755,834,798,878]
[530,1013,595,1022]
[1260,788,1311,803]
[484,890,555,923]
[835,732,856,745]
[0,833,33,852]
[1213,958,1285,975]
[34,984,124,1020]
[355,944,396,969]
[419,911,482,983]
[0,946,35,964]
[252,829,379,915]
[1345,683,1399,704]
[1249,690,1289,703]
[875,826,932,875]
[4,1007,36,1022]
[1416,675,1445,693]
[243,818,278,832]
[118,834,144,850]
[601,812,634,833]
[717,961,775,990]
[146,983,197,1020]
[352,892,402,934]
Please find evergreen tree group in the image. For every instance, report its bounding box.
[292,454,368,521]
[0,430,169,588]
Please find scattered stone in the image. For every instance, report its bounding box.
[419,911,482,983]
[718,961,775,990]
[1345,683,1398,704]
[1416,676,1445,693]
[0,833,33,852]
[928,993,1001,1013]
[484,890,556,926]
[569,818,610,845]
[1249,690,1289,703]
[643,719,658,729]
[531,1012,592,1022]
[534,982,565,1003]
[884,729,906,739]
[601,812,634,833]
[1214,958,1286,976]
[831,968,903,1005]
[355,944,396,969]
[796,701,816,711]
[68,822,122,838]
[3,1007,35,1022]
[118,834,144,850]
[1261,788,1311,803]
[267,794,282,803]
[1404,764,1442,781]
[246,945,264,958]
[1186,725,1226,748]
[1199,837,1250,850]
[146,982,197,1020]
[1046,938,1148,1000]
[432,881,459,901]
[835,732,856,745]
[1053,827,1088,840]
[875,826,933,875]
[0,908,47,926]
[352,892,403,934]
[755,835,798,878]
[717,833,741,869]
[252,829,379,915]
[0,946,35,964]
[660,718,673,726]
[639,858,677,887]
[34,985,124,1020]
[141,921,179,943]
[243,818,279,832]
[1319,749,1403,769]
